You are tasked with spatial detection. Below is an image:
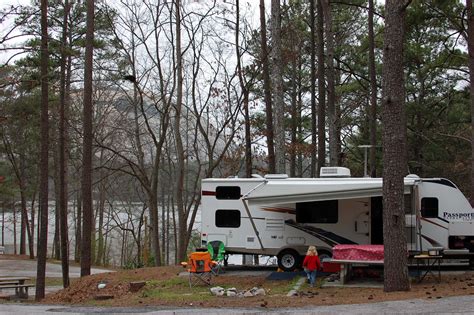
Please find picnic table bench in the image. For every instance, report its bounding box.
[0,277,35,298]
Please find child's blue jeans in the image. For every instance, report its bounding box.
[304,268,317,286]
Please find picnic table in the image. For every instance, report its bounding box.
[330,245,385,284]
[0,277,35,298]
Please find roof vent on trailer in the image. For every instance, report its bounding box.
[320,167,351,178]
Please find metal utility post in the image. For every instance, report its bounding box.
[358,145,374,177]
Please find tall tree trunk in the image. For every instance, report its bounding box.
[335,60,342,165]
[161,172,166,264]
[59,0,71,287]
[271,0,286,174]
[259,0,276,173]
[310,0,317,177]
[35,0,49,300]
[174,0,187,262]
[19,157,27,255]
[368,0,377,177]
[20,196,26,255]
[317,0,326,175]
[53,152,60,260]
[95,165,105,266]
[297,68,303,176]
[13,205,16,255]
[236,0,252,178]
[290,59,298,177]
[74,192,82,263]
[467,0,474,205]
[382,0,410,292]
[1,207,4,247]
[149,160,162,266]
[81,0,95,277]
[53,195,60,260]
[322,0,337,166]
[19,181,34,258]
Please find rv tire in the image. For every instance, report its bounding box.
[277,249,300,272]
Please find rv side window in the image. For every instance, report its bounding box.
[215,210,241,227]
[216,186,241,200]
[296,200,338,224]
[421,197,438,218]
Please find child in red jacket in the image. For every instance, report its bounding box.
[302,246,321,287]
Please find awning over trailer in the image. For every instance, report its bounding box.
[243,178,418,206]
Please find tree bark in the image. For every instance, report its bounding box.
[310,0,317,177]
[271,0,286,174]
[236,0,252,178]
[174,0,187,263]
[59,0,71,287]
[95,163,106,266]
[13,205,16,255]
[35,0,49,300]
[322,0,337,166]
[81,0,95,277]
[368,0,377,177]
[467,0,474,205]
[259,0,276,173]
[290,58,298,177]
[317,0,326,175]
[74,192,82,263]
[382,0,410,292]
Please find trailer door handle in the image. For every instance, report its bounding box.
[355,221,358,232]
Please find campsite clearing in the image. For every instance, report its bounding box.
[41,265,474,308]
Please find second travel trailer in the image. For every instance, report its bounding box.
[200,167,474,271]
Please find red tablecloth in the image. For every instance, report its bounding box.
[332,245,384,261]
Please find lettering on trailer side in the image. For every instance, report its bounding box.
[443,212,474,221]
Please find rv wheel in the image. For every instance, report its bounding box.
[277,249,300,272]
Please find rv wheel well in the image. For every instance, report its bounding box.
[317,249,332,261]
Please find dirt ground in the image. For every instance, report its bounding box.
[41,265,474,308]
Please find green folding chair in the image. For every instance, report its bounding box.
[207,240,226,275]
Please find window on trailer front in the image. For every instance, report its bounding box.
[296,200,338,223]
[216,186,241,199]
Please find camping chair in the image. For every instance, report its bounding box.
[181,251,216,288]
[207,240,226,275]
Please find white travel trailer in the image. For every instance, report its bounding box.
[200,167,474,271]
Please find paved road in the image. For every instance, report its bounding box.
[0,258,112,278]
[0,295,473,314]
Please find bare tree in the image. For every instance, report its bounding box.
[59,0,71,287]
[81,0,95,277]
[322,0,337,166]
[317,0,326,174]
[368,0,377,177]
[236,0,251,178]
[174,0,187,261]
[35,0,49,301]
[310,0,317,177]
[259,0,276,173]
[271,0,286,173]
[382,0,411,292]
